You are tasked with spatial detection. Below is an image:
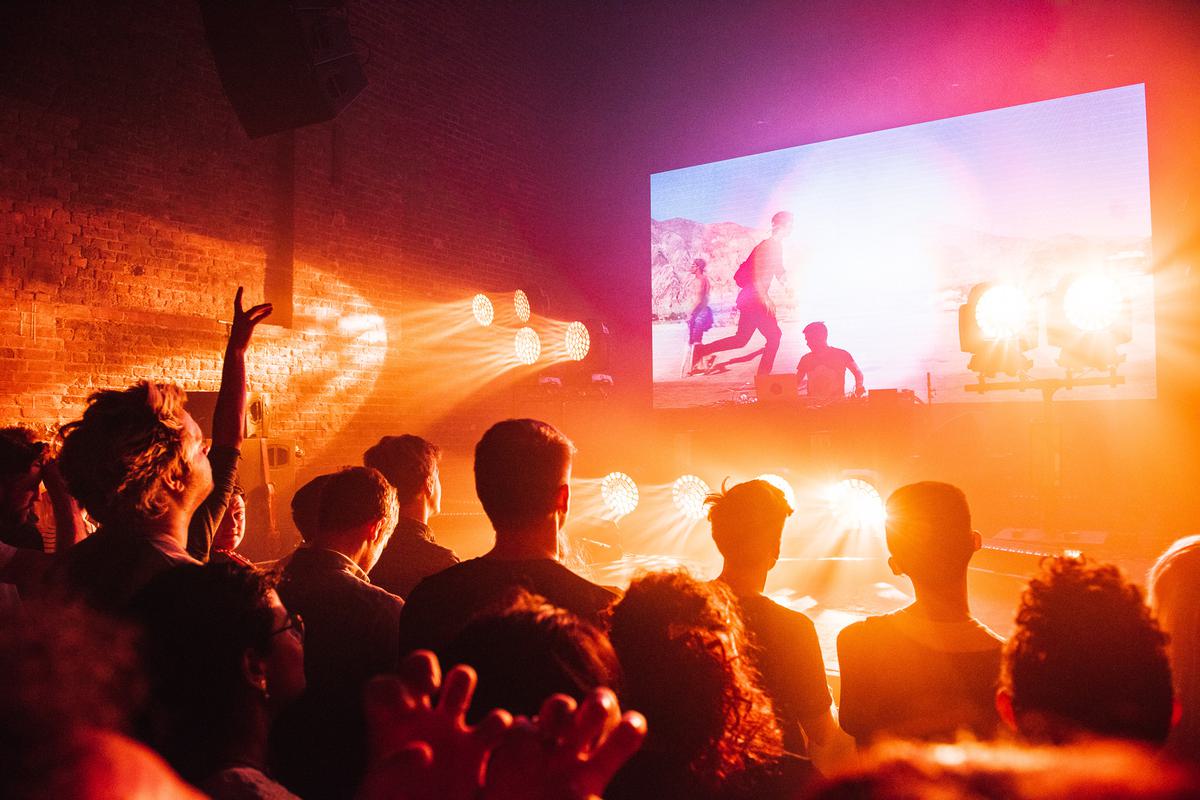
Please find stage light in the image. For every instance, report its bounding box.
[514,326,541,364]
[1064,275,1123,332]
[1047,273,1131,372]
[565,321,590,361]
[471,294,494,327]
[755,473,796,509]
[958,282,1037,378]
[672,474,711,521]
[514,289,531,323]
[600,471,639,518]
[828,478,885,529]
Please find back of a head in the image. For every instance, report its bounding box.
[807,739,1200,800]
[885,482,974,585]
[1148,535,1200,758]
[290,473,334,542]
[442,589,620,723]
[474,419,574,534]
[58,382,191,528]
[707,479,792,568]
[0,427,43,482]
[363,435,441,505]
[771,210,793,229]
[313,467,397,542]
[129,563,278,780]
[608,570,781,787]
[1002,556,1173,746]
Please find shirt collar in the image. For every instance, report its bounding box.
[394,515,434,544]
[303,546,372,583]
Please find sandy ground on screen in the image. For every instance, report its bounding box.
[652,287,1157,409]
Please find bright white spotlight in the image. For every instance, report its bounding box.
[828,478,886,529]
[1064,274,1123,332]
[601,471,639,518]
[973,284,1031,341]
[755,473,796,509]
[514,289,531,323]
[565,321,590,361]
[672,474,711,521]
[471,294,494,327]
[514,327,541,364]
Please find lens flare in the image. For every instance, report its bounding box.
[1064,274,1123,332]
[565,321,591,361]
[514,327,541,365]
[974,284,1030,340]
[514,289,531,323]
[672,474,711,521]
[755,473,796,509]
[600,471,639,517]
[471,294,494,327]
[828,478,886,529]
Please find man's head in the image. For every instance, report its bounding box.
[58,382,212,529]
[771,211,794,237]
[212,483,246,552]
[999,556,1174,746]
[363,435,442,520]
[884,482,979,588]
[692,258,707,274]
[0,427,46,524]
[474,419,574,536]
[707,479,793,572]
[312,467,398,573]
[290,473,333,543]
[803,321,829,350]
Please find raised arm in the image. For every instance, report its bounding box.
[847,354,865,397]
[187,288,272,560]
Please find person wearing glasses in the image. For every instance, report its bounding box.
[130,562,307,799]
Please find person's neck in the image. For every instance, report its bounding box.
[129,508,191,548]
[214,702,270,775]
[486,521,558,561]
[718,563,769,596]
[396,499,429,527]
[314,536,373,574]
[908,578,972,622]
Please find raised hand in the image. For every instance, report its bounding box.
[227,286,272,353]
[482,689,647,800]
[358,650,512,800]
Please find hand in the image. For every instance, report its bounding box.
[853,385,866,398]
[358,651,512,800]
[227,286,272,353]
[482,690,647,800]
[39,457,69,494]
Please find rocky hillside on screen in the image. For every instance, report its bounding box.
[651,218,765,320]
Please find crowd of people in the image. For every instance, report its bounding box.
[0,290,1197,799]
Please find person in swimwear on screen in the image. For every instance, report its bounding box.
[684,258,714,376]
[796,321,864,401]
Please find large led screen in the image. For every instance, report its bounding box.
[651,85,1155,409]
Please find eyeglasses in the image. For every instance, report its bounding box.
[271,611,304,642]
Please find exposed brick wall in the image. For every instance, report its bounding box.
[0,0,567,503]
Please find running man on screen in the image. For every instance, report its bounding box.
[796,321,864,402]
[682,258,715,377]
[692,211,792,375]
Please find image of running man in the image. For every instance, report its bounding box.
[693,211,793,375]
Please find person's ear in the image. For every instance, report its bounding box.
[887,556,903,577]
[995,689,1017,732]
[242,647,269,696]
[371,516,390,544]
[555,482,570,518]
[971,529,982,552]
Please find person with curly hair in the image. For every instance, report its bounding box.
[837,482,1004,747]
[605,570,811,800]
[998,555,1175,746]
[1149,536,1200,764]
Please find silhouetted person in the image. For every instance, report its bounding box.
[441,589,621,723]
[1150,536,1200,764]
[398,419,617,656]
[606,571,810,800]
[837,482,1003,747]
[56,381,212,612]
[0,427,83,553]
[693,211,792,375]
[272,466,401,800]
[186,287,272,562]
[130,564,306,798]
[998,555,1174,747]
[795,321,864,401]
[707,480,846,765]
[363,434,459,599]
